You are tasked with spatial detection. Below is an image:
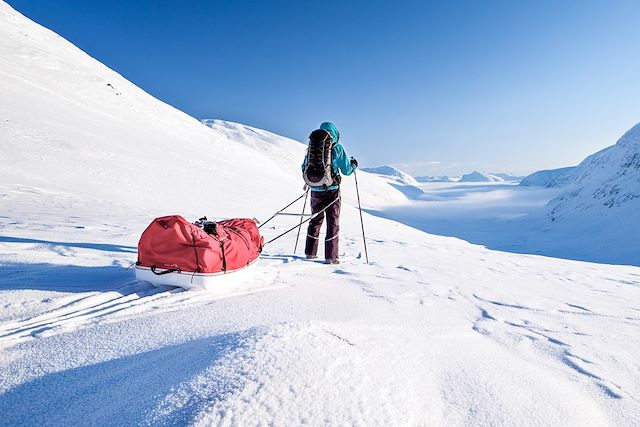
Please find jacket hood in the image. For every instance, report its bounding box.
[320,122,340,143]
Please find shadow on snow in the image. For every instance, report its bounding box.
[0,236,137,254]
[0,330,255,426]
[0,263,134,292]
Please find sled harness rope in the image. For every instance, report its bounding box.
[258,191,310,229]
[262,191,341,246]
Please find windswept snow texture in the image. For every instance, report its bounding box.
[1,2,640,426]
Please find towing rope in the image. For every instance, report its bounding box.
[264,192,341,245]
[258,191,308,229]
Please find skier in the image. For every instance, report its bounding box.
[302,122,358,264]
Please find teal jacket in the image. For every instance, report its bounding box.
[302,122,356,192]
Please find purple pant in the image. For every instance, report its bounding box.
[305,189,341,260]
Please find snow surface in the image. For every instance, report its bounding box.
[2,2,640,425]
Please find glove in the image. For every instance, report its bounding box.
[350,157,358,168]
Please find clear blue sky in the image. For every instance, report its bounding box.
[8,0,640,176]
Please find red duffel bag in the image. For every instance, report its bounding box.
[135,215,263,289]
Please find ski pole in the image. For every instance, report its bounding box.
[353,168,369,264]
[293,188,309,254]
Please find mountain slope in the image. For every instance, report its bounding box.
[549,122,640,220]
[1,2,640,425]
[520,166,577,187]
[0,0,404,217]
[538,123,640,264]
[361,165,419,186]
[361,165,424,199]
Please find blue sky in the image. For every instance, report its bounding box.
[8,0,640,176]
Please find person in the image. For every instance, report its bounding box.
[301,122,358,264]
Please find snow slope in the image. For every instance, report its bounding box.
[361,165,424,199]
[1,2,640,425]
[537,123,640,265]
[548,122,640,219]
[361,165,419,186]
[520,166,577,187]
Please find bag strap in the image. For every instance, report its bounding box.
[151,266,181,275]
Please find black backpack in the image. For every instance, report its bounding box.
[302,129,341,188]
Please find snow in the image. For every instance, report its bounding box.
[1,1,640,425]
[361,165,424,199]
[361,165,419,186]
[548,122,640,220]
[520,122,640,264]
[415,173,522,184]
[520,166,577,187]
[459,171,505,183]
[415,175,460,183]
[491,172,525,182]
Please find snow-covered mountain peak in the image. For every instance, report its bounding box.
[616,121,640,149]
[459,171,504,183]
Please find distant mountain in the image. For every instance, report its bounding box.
[415,172,521,183]
[548,122,640,222]
[459,171,504,183]
[491,173,525,182]
[414,175,460,183]
[519,167,576,187]
[542,122,640,264]
[361,165,424,199]
[361,165,419,186]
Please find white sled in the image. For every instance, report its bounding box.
[135,258,259,291]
